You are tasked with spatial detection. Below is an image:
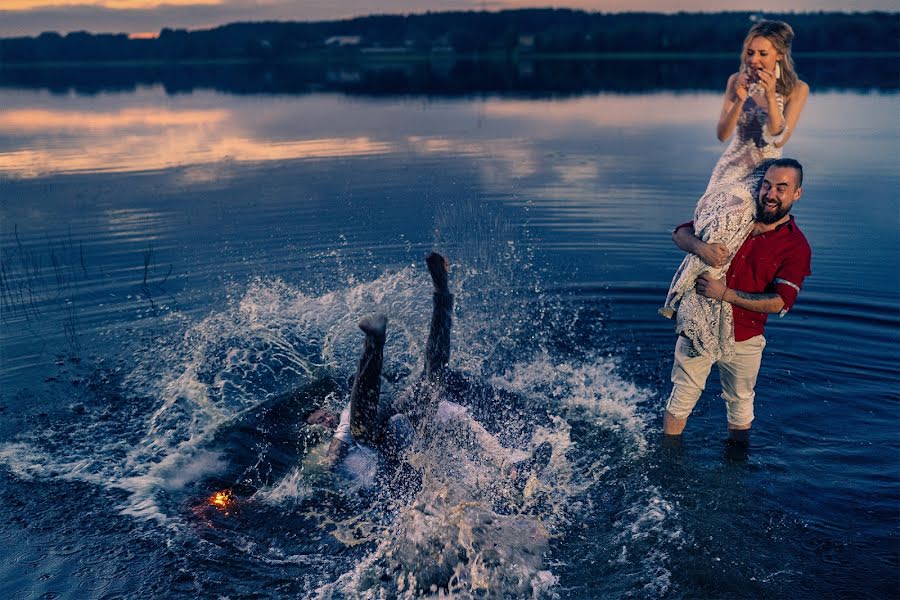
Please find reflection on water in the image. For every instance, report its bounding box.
[0,85,896,187]
[0,86,897,309]
[0,69,897,599]
[1,57,897,97]
[5,91,719,177]
[0,107,228,130]
[0,132,394,177]
[0,94,406,177]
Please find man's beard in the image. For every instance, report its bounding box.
[756,197,791,224]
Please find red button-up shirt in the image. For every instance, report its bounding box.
[677,216,812,341]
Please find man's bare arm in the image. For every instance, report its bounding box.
[672,226,729,268]
[695,275,785,313]
[723,289,785,314]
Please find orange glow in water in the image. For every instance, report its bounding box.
[209,490,232,510]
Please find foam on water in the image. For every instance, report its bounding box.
[309,347,669,599]
[494,351,651,454]
[315,412,569,598]
[489,351,685,594]
[0,258,680,596]
[0,268,429,522]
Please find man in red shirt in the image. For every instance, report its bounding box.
[663,158,812,447]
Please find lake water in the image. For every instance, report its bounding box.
[0,59,897,599]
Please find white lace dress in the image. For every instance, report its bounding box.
[707,92,786,191]
[660,93,786,360]
[659,171,763,360]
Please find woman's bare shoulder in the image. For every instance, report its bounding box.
[790,79,810,99]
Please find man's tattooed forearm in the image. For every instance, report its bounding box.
[733,290,779,302]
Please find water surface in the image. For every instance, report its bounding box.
[1,60,897,599]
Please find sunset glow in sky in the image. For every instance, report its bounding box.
[1,0,896,38]
[3,0,222,8]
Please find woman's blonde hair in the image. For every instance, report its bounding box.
[741,20,798,96]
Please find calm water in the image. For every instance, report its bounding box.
[0,60,897,599]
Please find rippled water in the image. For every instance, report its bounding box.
[0,63,897,599]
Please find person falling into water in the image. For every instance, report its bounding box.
[312,252,552,481]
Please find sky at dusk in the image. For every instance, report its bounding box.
[1,0,897,38]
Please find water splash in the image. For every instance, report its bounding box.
[0,258,679,597]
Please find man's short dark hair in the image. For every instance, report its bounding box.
[769,158,803,187]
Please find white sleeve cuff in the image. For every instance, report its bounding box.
[333,406,352,443]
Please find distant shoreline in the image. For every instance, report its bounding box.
[3,11,894,67]
[1,51,897,69]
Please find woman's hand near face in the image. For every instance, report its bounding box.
[756,68,777,98]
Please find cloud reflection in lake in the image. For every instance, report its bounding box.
[0,89,722,180]
[0,86,895,208]
[0,100,398,178]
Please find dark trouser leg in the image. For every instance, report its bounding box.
[425,291,453,380]
[727,427,750,447]
[349,314,387,444]
[425,252,453,382]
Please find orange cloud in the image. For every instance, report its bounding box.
[2,0,223,9]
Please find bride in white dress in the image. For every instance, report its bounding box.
[660,20,809,360]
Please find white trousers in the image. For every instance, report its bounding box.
[665,334,766,427]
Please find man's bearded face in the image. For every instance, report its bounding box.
[757,167,801,224]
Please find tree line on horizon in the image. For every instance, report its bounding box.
[0,9,896,63]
